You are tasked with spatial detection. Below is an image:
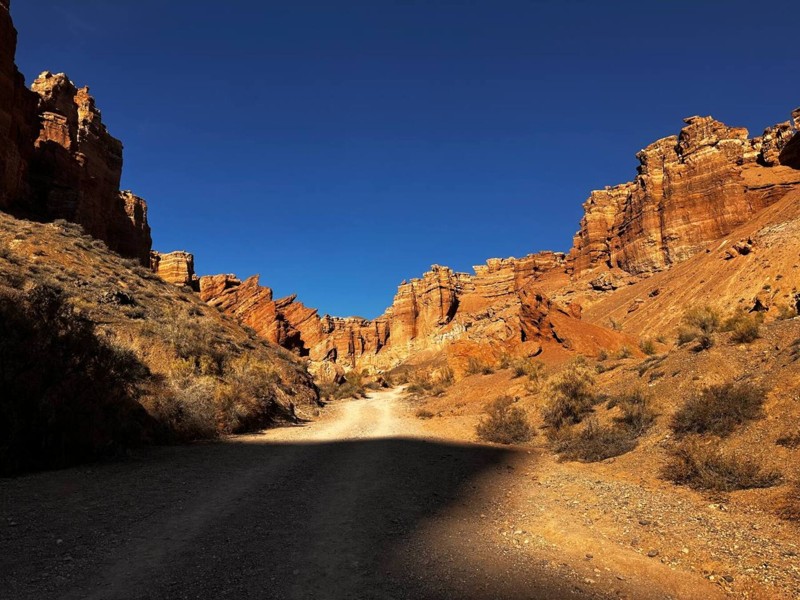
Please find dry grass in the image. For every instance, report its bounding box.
[405,365,454,397]
[476,395,533,445]
[662,440,781,492]
[554,390,656,462]
[0,214,317,472]
[542,360,596,430]
[721,310,762,344]
[671,382,765,438]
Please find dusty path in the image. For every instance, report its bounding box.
[1,389,723,599]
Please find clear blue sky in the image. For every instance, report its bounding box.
[10,1,800,318]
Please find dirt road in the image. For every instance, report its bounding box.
[1,389,722,599]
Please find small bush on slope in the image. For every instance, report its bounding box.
[476,395,533,445]
[678,306,720,350]
[662,440,780,492]
[777,481,800,522]
[542,360,596,431]
[671,382,765,438]
[554,390,656,462]
[721,310,762,344]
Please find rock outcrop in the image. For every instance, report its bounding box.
[197,252,631,372]
[569,113,800,276]
[150,250,199,289]
[29,72,152,263]
[0,3,152,263]
[0,0,37,211]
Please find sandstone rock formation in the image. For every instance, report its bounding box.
[0,0,37,211]
[29,72,152,263]
[150,250,199,290]
[569,113,800,276]
[0,2,152,263]
[198,252,632,372]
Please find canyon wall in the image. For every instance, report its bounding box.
[0,0,37,212]
[0,2,151,263]
[195,252,631,372]
[569,112,800,276]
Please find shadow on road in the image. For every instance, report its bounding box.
[0,437,592,600]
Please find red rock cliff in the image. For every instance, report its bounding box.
[197,252,629,371]
[0,3,152,263]
[29,72,152,263]
[569,113,800,275]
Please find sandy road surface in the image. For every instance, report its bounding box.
[1,389,722,599]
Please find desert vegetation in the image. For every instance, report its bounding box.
[404,365,455,397]
[670,382,765,438]
[677,305,720,350]
[551,389,656,462]
[720,309,762,343]
[662,440,780,492]
[0,215,317,472]
[476,395,533,444]
[541,359,596,430]
[0,283,153,474]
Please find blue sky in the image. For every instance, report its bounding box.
[10,1,800,318]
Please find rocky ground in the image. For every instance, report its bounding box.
[3,388,771,600]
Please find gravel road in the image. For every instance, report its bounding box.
[1,389,709,599]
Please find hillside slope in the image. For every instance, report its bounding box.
[0,213,318,474]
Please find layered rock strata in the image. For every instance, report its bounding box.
[569,112,800,275]
[197,253,630,371]
[150,250,199,290]
[29,72,152,263]
[0,3,151,263]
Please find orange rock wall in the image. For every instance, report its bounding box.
[0,3,152,263]
[569,114,800,275]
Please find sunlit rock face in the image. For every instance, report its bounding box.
[569,111,800,275]
[196,251,632,372]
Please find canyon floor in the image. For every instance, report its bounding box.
[6,388,781,600]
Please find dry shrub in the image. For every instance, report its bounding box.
[639,338,657,355]
[555,390,655,462]
[616,345,633,359]
[542,360,595,430]
[162,308,227,375]
[678,306,720,350]
[776,304,798,320]
[612,390,657,435]
[676,326,698,346]
[777,484,800,522]
[151,377,218,441]
[554,418,638,462]
[476,395,533,444]
[722,310,762,344]
[215,356,281,433]
[415,409,435,420]
[662,440,781,491]
[777,430,800,449]
[406,365,454,397]
[0,284,153,474]
[320,369,368,400]
[466,357,494,376]
[684,306,721,334]
[671,382,765,438]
